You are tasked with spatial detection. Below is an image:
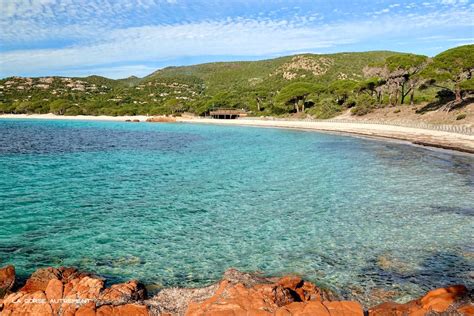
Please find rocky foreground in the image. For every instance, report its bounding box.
[0,265,472,316]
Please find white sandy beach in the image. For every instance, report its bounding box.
[1,113,473,153]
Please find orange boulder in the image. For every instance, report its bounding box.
[1,266,149,316]
[45,279,64,315]
[458,304,474,315]
[369,285,469,315]
[0,265,15,298]
[185,274,338,316]
[21,267,91,293]
[146,116,177,123]
[99,280,147,304]
[420,284,468,312]
[276,301,364,316]
[1,291,52,316]
[75,302,97,316]
[96,304,149,316]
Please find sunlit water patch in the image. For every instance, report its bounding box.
[0,119,472,305]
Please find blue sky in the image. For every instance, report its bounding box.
[1,0,473,79]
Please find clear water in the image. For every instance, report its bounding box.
[0,119,473,305]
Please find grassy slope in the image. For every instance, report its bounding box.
[146,51,401,92]
[1,49,463,118]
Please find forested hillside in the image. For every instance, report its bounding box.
[0,45,472,118]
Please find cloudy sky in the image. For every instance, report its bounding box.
[0,0,473,79]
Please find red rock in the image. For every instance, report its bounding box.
[1,291,52,316]
[46,279,63,315]
[96,304,149,316]
[0,265,15,298]
[368,301,414,315]
[420,284,467,312]
[75,302,97,316]
[96,305,114,315]
[146,116,176,123]
[99,280,147,304]
[61,276,105,316]
[186,275,344,316]
[1,266,472,316]
[21,267,90,293]
[113,304,149,315]
[20,267,63,293]
[276,301,364,316]
[458,304,474,315]
[1,267,150,316]
[369,285,469,315]
[324,301,364,316]
[277,276,303,290]
[63,276,104,299]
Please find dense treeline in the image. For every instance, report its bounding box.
[0,45,472,117]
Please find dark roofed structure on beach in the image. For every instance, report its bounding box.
[209,108,247,119]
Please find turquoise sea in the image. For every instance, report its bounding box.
[0,119,473,304]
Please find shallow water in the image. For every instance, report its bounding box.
[0,119,473,304]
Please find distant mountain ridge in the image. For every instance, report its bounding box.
[0,45,472,118]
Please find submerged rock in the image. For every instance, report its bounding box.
[376,254,414,275]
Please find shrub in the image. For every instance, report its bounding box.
[307,97,342,119]
[64,106,83,115]
[344,96,357,108]
[456,113,466,120]
[350,94,377,116]
[351,105,373,116]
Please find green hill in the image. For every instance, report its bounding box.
[0,46,472,117]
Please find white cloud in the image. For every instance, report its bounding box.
[0,19,353,73]
[56,64,159,78]
[439,0,469,5]
[0,0,473,78]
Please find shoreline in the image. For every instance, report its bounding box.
[177,117,474,154]
[0,265,471,315]
[1,113,473,154]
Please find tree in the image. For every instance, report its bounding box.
[358,77,386,103]
[328,80,358,105]
[164,98,187,113]
[422,45,474,104]
[385,54,427,105]
[205,91,245,111]
[276,82,315,113]
[363,54,427,106]
[460,78,474,93]
[253,88,270,112]
[49,99,72,115]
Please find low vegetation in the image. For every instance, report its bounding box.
[0,45,472,118]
